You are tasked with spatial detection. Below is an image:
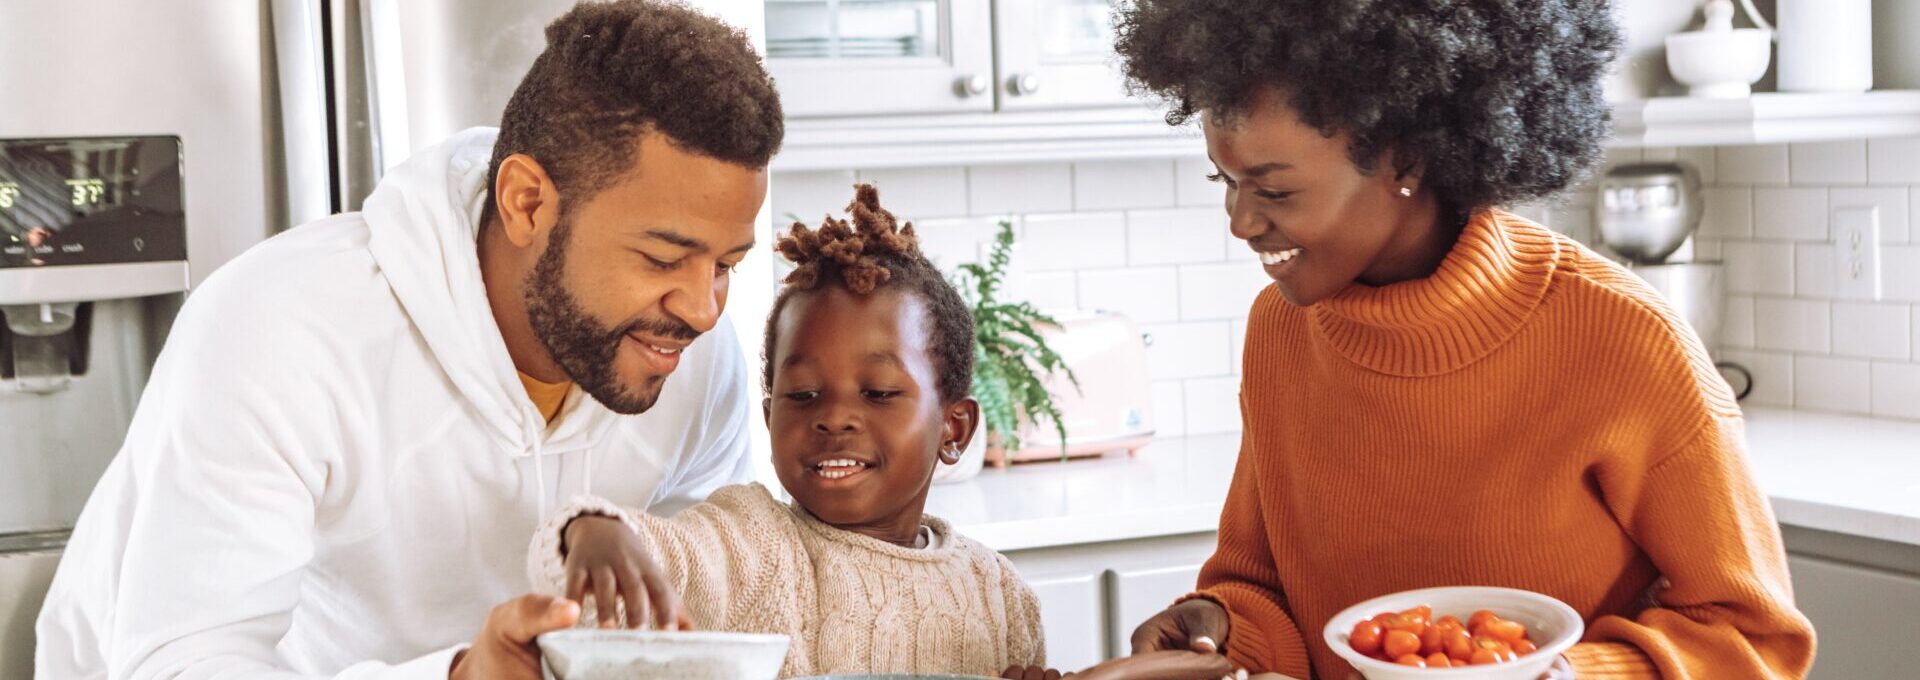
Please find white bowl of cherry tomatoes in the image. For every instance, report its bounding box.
[1323,586,1583,680]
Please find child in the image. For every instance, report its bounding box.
[527,184,1045,678]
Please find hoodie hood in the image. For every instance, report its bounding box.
[360,126,615,459]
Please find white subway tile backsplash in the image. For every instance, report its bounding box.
[1676,146,1718,185]
[1151,380,1187,438]
[773,169,859,223]
[1832,303,1912,360]
[1829,187,1909,244]
[1871,362,1920,419]
[1074,160,1176,211]
[1754,188,1828,241]
[1183,376,1243,434]
[968,163,1074,216]
[1723,350,1792,407]
[1128,208,1229,266]
[1078,267,1180,323]
[1790,141,1868,185]
[1725,242,1795,296]
[1723,295,1756,349]
[1178,262,1271,320]
[1700,187,1753,239]
[859,166,969,219]
[1755,298,1830,353]
[1717,145,1790,185]
[1794,244,1835,298]
[914,216,1001,270]
[1793,355,1873,415]
[1548,204,1595,246]
[1139,322,1232,380]
[1867,136,1920,185]
[1021,212,1128,272]
[1886,246,1920,302]
[1005,271,1079,312]
[1174,157,1224,208]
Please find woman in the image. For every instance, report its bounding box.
[1110,1,1815,679]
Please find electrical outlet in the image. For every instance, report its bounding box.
[1832,206,1882,300]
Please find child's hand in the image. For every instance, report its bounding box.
[1001,665,1063,680]
[561,515,690,630]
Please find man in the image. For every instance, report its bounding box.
[34,2,782,678]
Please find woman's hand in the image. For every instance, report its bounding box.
[1066,650,1239,680]
[1130,599,1231,655]
[561,515,689,630]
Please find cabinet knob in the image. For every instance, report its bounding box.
[956,74,990,97]
[1009,73,1042,96]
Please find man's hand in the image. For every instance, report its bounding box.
[1131,599,1231,656]
[563,515,689,630]
[449,595,579,680]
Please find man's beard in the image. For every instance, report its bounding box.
[524,219,700,415]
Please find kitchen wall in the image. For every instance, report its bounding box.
[773,159,1255,438]
[1671,140,1919,420]
[774,139,1920,434]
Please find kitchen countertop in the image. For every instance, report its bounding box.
[929,407,1920,552]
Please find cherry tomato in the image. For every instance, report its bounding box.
[1426,653,1453,668]
[1513,638,1539,656]
[1395,654,1427,667]
[1349,620,1385,657]
[1383,630,1422,659]
[1482,618,1528,643]
[1469,609,1499,630]
[1469,648,1500,665]
[1442,628,1474,660]
[1419,625,1446,656]
[1435,615,1465,629]
[1403,605,1433,621]
[1383,613,1428,637]
[1473,637,1517,663]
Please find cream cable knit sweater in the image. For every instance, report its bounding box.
[528,483,1046,678]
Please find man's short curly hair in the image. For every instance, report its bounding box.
[486,0,782,214]
[763,184,976,405]
[1114,0,1621,211]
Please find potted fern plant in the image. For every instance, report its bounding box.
[947,220,1079,476]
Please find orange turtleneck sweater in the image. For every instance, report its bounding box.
[1200,210,1814,679]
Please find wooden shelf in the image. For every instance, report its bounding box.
[1611,91,1920,147]
[773,91,1920,172]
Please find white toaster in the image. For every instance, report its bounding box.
[985,310,1155,465]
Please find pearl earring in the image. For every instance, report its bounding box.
[1398,187,1413,198]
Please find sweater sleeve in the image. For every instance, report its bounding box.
[1567,416,1815,679]
[527,484,796,630]
[998,556,1048,668]
[1191,399,1313,679]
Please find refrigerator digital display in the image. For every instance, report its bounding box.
[0,136,187,268]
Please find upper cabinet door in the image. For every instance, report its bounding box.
[768,0,995,117]
[993,0,1132,111]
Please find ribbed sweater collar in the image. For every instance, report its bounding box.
[1306,209,1560,377]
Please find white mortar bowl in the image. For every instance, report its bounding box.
[1666,28,1772,98]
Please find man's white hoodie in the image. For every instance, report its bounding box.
[34,128,754,679]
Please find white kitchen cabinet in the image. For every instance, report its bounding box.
[991,0,1132,111]
[1782,525,1920,680]
[766,0,995,117]
[1107,563,1206,656]
[766,0,1131,118]
[1025,571,1108,671]
[1005,532,1218,667]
